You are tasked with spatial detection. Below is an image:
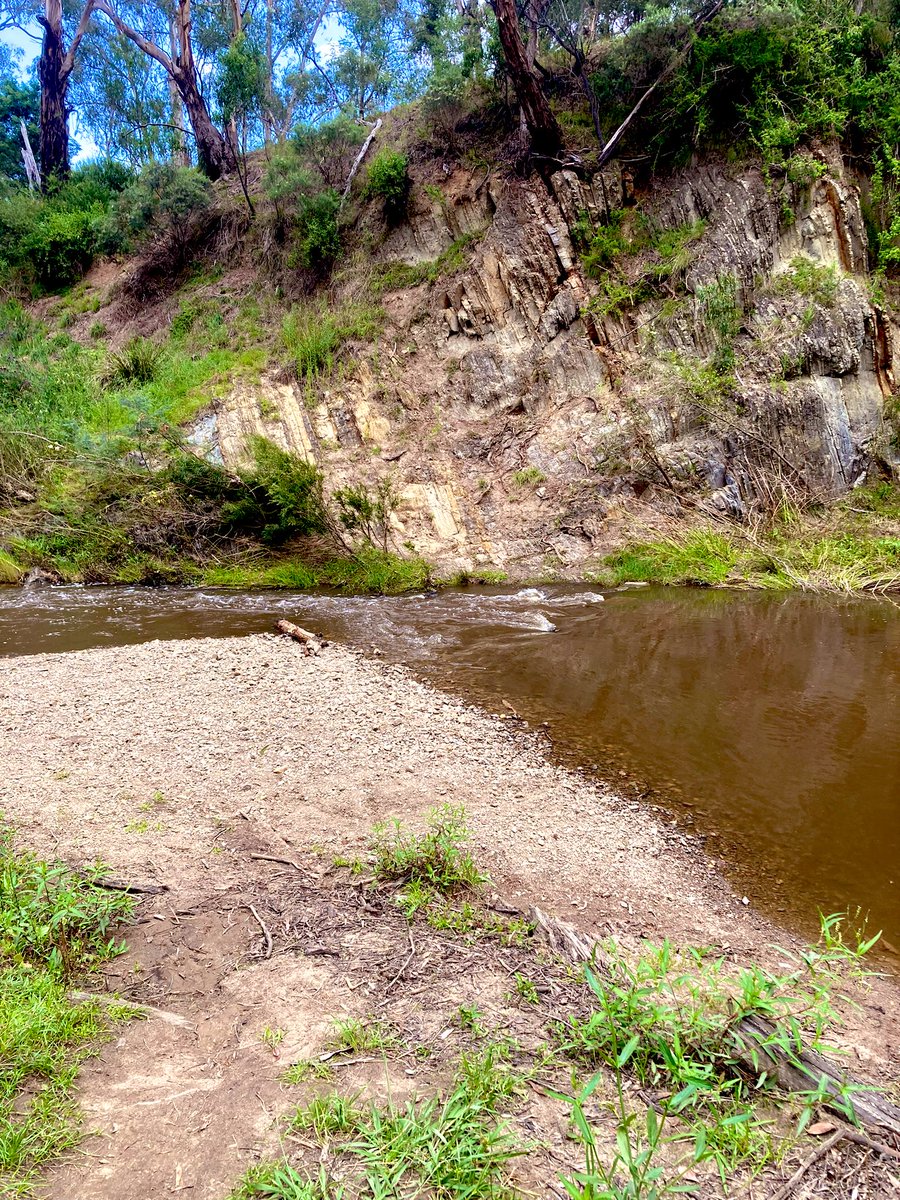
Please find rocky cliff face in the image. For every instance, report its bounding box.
[195,150,896,576]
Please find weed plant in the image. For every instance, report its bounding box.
[233,1047,524,1199]
[370,803,486,895]
[552,915,880,1194]
[0,824,135,1194]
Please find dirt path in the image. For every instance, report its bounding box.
[0,634,897,1199]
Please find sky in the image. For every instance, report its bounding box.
[1,13,342,164]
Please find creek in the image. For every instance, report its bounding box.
[1,582,897,948]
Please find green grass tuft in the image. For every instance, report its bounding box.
[0,824,136,1195]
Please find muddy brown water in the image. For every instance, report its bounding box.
[1,583,898,948]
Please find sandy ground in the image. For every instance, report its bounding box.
[0,634,897,1199]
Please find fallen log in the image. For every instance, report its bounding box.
[275,619,327,654]
[529,906,900,1137]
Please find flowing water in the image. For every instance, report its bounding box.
[1,583,898,947]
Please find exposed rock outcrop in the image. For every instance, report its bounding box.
[195,153,896,575]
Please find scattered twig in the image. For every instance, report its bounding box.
[247,904,273,959]
[91,878,168,895]
[841,1127,900,1161]
[384,924,417,995]
[324,1055,383,1069]
[767,1130,844,1200]
[250,853,308,876]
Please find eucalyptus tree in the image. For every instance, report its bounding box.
[72,28,173,165]
[0,0,100,183]
[90,0,238,177]
[0,76,39,180]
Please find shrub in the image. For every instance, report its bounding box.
[365,148,410,218]
[264,151,341,269]
[241,436,330,544]
[292,116,366,189]
[103,162,211,256]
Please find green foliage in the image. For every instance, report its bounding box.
[0,827,136,1194]
[365,148,410,218]
[265,151,343,270]
[333,477,400,551]
[554,914,879,1194]
[0,162,131,292]
[576,209,630,278]
[371,230,486,293]
[282,300,383,380]
[98,336,163,388]
[602,532,740,587]
[0,823,134,975]
[218,33,266,125]
[578,213,706,319]
[291,1094,363,1139]
[292,117,366,190]
[370,803,487,894]
[103,162,211,256]
[329,1016,400,1054]
[242,436,330,544]
[696,274,741,373]
[233,1068,521,1199]
[512,466,545,487]
[773,256,839,306]
[0,78,38,185]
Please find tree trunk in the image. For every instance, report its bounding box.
[167,16,188,165]
[37,0,70,185]
[176,67,237,180]
[94,0,237,180]
[490,0,562,161]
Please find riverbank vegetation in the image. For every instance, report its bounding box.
[596,486,900,593]
[230,806,894,1199]
[0,824,135,1195]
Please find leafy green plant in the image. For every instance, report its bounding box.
[773,256,839,307]
[240,436,330,545]
[696,274,741,373]
[512,466,546,487]
[333,477,400,552]
[365,148,410,218]
[370,803,486,894]
[553,914,880,1191]
[329,1016,401,1054]
[0,824,134,975]
[0,826,136,1194]
[291,1093,363,1138]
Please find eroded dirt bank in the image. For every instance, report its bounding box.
[0,634,897,1199]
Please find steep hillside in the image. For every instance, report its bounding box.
[3,131,900,591]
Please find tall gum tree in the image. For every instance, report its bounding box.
[93,0,237,178]
[36,0,97,184]
[489,0,562,160]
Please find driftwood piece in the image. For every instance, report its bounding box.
[275,619,327,654]
[733,1014,900,1137]
[529,906,900,1137]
